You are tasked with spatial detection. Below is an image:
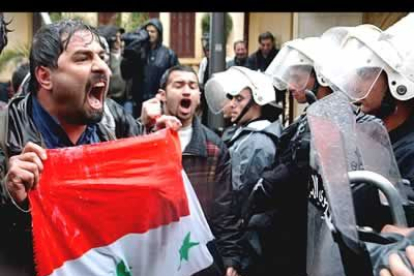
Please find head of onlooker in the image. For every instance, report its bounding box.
[258,31,276,58]
[144,18,164,49]
[201,33,210,58]
[233,40,247,64]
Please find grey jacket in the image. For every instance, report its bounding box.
[227,119,283,272]
[227,119,283,193]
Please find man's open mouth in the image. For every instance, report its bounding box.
[87,81,106,110]
[179,98,192,113]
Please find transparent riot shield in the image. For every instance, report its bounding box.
[355,120,409,205]
[307,92,408,204]
[307,92,362,173]
[306,92,408,276]
[307,106,363,276]
[308,108,358,243]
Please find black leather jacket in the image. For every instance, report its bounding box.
[0,94,143,275]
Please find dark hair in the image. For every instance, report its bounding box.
[159,65,198,90]
[12,62,29,93]
[29,19,103,95]
[258,31,275,43]
[233,40,246,50]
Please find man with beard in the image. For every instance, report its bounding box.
[141,65,242,276]
[226,40,248,69]
[0,19,180,276]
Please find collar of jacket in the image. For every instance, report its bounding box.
[227,119,280,148]
[31,95,99,149]
[231,119,270,139]
[6,93,116,155]
[182,116,208,158]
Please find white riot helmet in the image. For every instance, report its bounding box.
[204,66,276,115]
[370,13,414,101]
[265,37,321,91]
[316,20,414,101]
[314,25,380,88]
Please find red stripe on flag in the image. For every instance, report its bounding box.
[29,129,189,276]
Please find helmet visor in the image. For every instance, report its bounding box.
[204,75,231,114]
[266,46,313,91]
[204,69,251,114]
[319,37,384,101]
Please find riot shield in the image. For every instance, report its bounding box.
[307,95,363,276]
[308,92,408,205]
[307,92,361,171]
[355,120,409,205]
[306,92,408,276]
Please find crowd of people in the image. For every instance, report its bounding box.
[1,11,414,276]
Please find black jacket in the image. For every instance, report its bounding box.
[246,47,278,72]
[388,112,414,226]
[121,18,179,115]
[389,112,414,188]
[0,94,143,275]
[226,57,247,69]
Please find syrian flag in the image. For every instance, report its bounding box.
[29,129,214,276]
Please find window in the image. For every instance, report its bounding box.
[170,13,195,58]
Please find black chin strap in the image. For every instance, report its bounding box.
[303,79,321,105]
[375,88,396,119]
[305,90,317,104]
[310,77,320,96]
[233,97,255,125]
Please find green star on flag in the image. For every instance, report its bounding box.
[116,260,131,276]
[178,232,200,270]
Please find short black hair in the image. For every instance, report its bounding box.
[29,19,103,95]
[258,31,275,43]
[12,62,29,93]
[233,40,246,50]
[159,65,198,90]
